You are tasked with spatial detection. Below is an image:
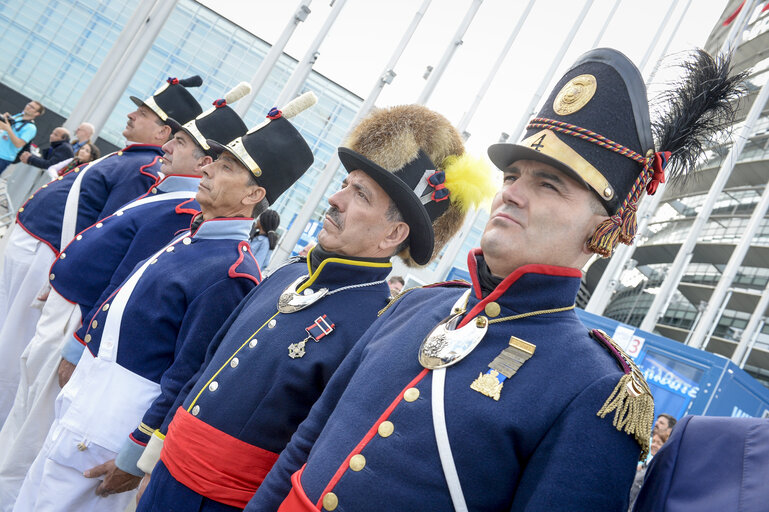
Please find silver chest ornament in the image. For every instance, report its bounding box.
[418,290,488,369]
[277,275,329,313]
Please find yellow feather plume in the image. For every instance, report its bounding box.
[442,153,496,213]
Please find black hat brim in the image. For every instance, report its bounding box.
[206,139,245,165]
[166,117,184,133]
[129,96,167,124]
[337,147,434,265]
[487,143,593,192]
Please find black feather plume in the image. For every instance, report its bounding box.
[651,49,747,180]
[179,75,203,88]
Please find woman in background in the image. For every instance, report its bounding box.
[46,142,100,179]
[250,209,280,270]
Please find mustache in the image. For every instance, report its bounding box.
[325,206,344,231]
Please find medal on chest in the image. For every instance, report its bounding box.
[418,288,573,401]
[277,275,329,313]
[470,335,536,401]
[418,290,488,369]
[288,315,335,359]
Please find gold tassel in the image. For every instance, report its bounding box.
[597,373,654,461]
[587,215,622,257]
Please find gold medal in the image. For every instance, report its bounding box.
[471,335,536,401]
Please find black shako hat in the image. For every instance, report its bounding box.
[168,82,251,156]
[130,76,203,126]
[207,92,317,204]
[489,48,654,216]
[337,104,494,267]
[488,47,744,258]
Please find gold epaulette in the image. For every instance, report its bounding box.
[377,279,471,317]
[590,329,654,461]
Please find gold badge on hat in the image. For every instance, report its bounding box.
[553,74,597,115]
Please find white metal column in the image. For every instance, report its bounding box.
[432,0,537,281]
[63,0,169,134]
[733,280,769,365]
[235,0,312,117]
[510,0,594,142]
[268,0,434,268]
[275,0,347,108]
[688,169,769,348]
[84,0,181,137]
[416,0,483,105]
[640,75,769,332]
[591,0,623,48]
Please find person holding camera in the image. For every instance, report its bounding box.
[0,101,45,175]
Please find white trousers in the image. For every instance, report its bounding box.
[12,421,135,512]
[0,227,55,423]
[0,290,81,510]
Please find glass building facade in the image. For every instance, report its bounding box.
[584,0,769,387]
[0,0,362,237]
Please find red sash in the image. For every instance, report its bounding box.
[278,466,318,511]
[161,406,279,508]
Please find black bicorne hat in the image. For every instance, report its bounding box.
[130,76,203,126]
[168,82,251,156]
[337,147,445,266]
[336,104,495,267]
[207,106,314,204]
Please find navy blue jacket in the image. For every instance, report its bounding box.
[250,251,645,511]
[136,252,391,507]
[633,415,769,512]
[73,217,260,385]
[26,139,74,170]
[50,175,201,321]
[16,144,163,253]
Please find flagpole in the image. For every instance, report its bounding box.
[432,0,537,282]
[510,0,595,143]
[275,0,347,107]
[269,0,434,268]
[235,0,312,117]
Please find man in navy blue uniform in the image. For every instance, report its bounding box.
[251,49,743,511]
[13,94,317,512]
[133,104,495,512]
[0,83,252,507]
[0,76,203,424]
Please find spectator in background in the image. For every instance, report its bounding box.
[250,208,280,269]
[46,142,101,179]
[388,275,404,295]
[20,126,74,170]
[0,100,44,175]
[71,122,95,153]
[653,413,677,439]
[628,415,676,510]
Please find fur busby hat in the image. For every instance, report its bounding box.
[168,82,251,157]
[130,75,203,126]
[339,104,495,266]
[208,92,317,204]
[488,48,744,257]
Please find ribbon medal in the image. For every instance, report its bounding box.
[470,335,536,401]
[288,315,335,359]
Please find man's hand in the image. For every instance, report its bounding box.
[57,358,76,388]
[19,151,31,163]
[136,473,151,504]
[0,118,11,133]
[84,459,141,497]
